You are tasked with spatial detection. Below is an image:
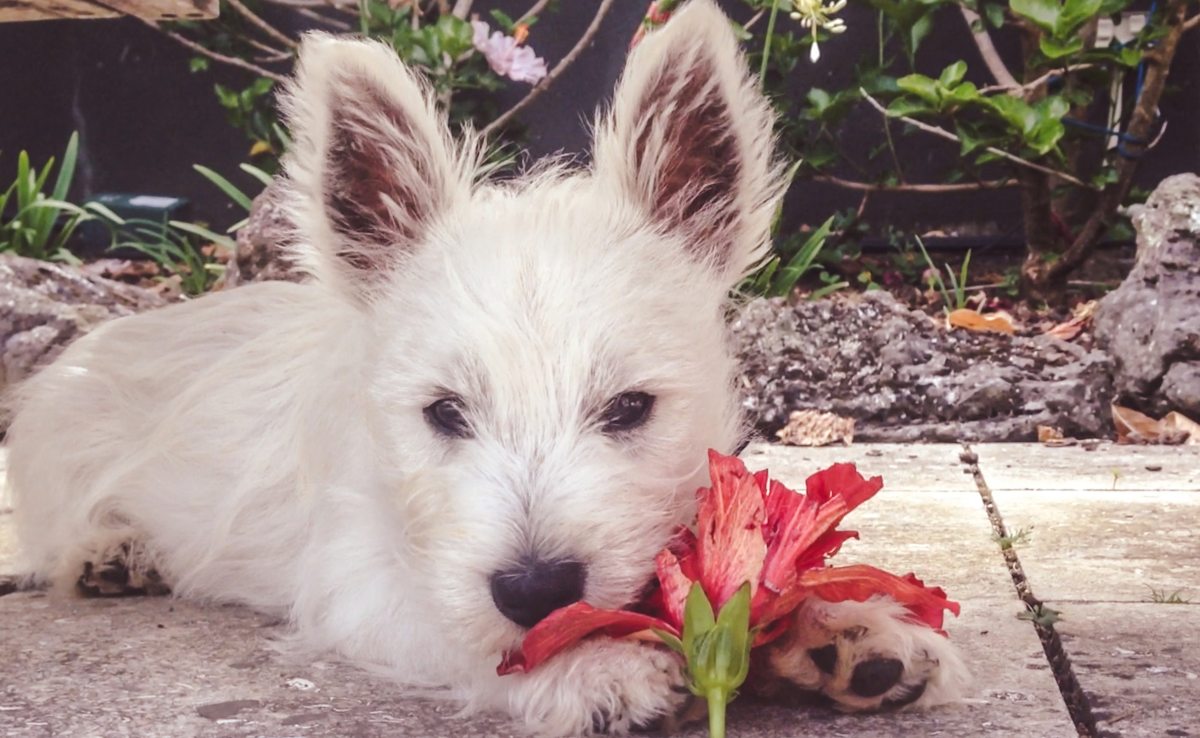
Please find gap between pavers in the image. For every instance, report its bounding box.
[969,443,1200,738]
[1,446,1079,737]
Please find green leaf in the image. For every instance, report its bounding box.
[1009,0,1060,34]
[189,57,209,73]
[896,73,940,104]
[909,13,934,58]
[1039,35,1084,58]
[652,629,685,656]
[193,165,252,211]
[489,8,515,31]
[938,61,968,87]
[887,97,933,117]
[984,2,1007,27]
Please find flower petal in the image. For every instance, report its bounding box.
[498,602,678,675]
[695,451,769,611]
[804,462,883,510]
[798,564,961,632]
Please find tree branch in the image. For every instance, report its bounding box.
[482,0,616,138]
[959,4,1020,89]
[226,0,297,48]
[859,89,1094,189]
[1183,11,1199,31]
[811,174,1018,192]
[130,13,289,83]
[517,0,553,24]
[978,64,1097,95]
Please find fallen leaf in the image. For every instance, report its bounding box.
[775,410,854,447]
[1036,425,1073,446]
[1043,300,1097,341]
[1112,404,1199,445]
[947,308,1016,335]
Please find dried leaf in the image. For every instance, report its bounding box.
[947,308,1016,335]
[1036,425,1073,446]
[1043,300,1097,341]
[1112,404,1199,445]
[775,410,854,447]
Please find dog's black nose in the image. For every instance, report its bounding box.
[490,559,586,628]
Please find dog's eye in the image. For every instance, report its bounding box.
[424,397,472,438]
[600,392,655,434]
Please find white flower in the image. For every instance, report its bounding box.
[789,0,848,64]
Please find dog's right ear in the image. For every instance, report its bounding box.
[281,34,471,302]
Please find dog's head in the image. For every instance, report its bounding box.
[281,0,783,656]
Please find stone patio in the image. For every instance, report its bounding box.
[1,443,1197,738]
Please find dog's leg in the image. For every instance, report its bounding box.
[506,638,694,737]
[759,596,969,712]
[73,537,170,598]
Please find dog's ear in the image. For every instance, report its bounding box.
[281,34,471,301]
[593,0,784,281]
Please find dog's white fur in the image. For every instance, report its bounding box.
[5,2,965,734]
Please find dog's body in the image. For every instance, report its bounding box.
[6,2,966,734]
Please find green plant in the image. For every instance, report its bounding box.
[994,525,1033,550]
[1018,602,1062,627]
[0,133,109,262]
[914,235,974,312]
[744,0,1198,298]
[110,217,226,296]
[745,215,846,297]
[1146,587,1191,604]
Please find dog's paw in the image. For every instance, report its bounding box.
[511,638,694,736]
[76,540,170,597]
[758,596,969,712]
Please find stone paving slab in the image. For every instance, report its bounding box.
[744,443,974,493]
[0,592,1075,738]
[0,445,1079,737]
[1050,602,1200,738]
[972,443,1200,491]
[984,488,1200,603]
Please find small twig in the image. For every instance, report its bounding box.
[978,64,1098,95]
[517,0,553,24]
[742,8,766,31]
[244,36,294,61]
[1183,12,1199,31]
[812,174,1018,192]
[226,0,298,48]
[131,15,289,83]
[959,4,1020,89]
[859,88,1094,189]
[451,0,473,19]
[482,0,617,138]
[294,6,352,29]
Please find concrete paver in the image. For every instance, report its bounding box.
[972,443,1200,492]
[6,443,1168,737]
[1051,602,1200,738]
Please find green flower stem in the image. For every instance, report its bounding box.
[707,688,729,738]
[759,0,782,92]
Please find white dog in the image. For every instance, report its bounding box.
[5,1,966,734]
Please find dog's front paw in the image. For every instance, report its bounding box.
[758,597,969,712]
[511,638,693,737]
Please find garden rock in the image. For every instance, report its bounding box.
[0,253,166,395]
[216,178,305,288]
[732,292,1113,442]
[1094,173,1200,420]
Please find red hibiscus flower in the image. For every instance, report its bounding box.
[498,450,958,675]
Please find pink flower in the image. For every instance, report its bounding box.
[471,20,547,84]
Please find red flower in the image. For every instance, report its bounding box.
[498,451,958,675]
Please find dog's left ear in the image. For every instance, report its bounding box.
[593,0,784,282]
[281,34,472,302]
